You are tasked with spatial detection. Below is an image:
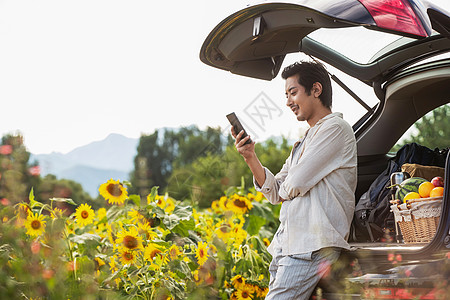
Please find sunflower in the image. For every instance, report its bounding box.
[116,226,143,252]
[168,244,182,260]
[164,197,175,213]
[138,222,157,240]
[119,249,137,265]
[218,196,229,211]
[75,203,95,226]
[215,222,233,241]
[109,256,118,272]
[99,179,128,205]
[144,243,163,261]
[228,194,253,214]
[230,226,247,248]
[195,241,209,266]
[235,284,254,300]
[230,274,246,290]
[51,207,65,219]
[247,191,264,202]
[153,195,166,208]
[97,207,107,222]
[15,203,29,226]
[128,208,144,223]
[25,212,46,237]
[255,286,269,298]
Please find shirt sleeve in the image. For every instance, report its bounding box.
[254,154,292,205]
[278,123,348,200]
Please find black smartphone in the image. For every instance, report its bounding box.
[226,112,252,145]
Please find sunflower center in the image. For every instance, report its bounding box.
[107,183,123,197]
[123,236,138,249]
[233,199,246,208]
[242,291,249,298]
[150,249,161,259]
[31,220,41,230]
[123,251,133,260]
[219,224,231,233]
[199,249,205,257]
[81,210,89,219]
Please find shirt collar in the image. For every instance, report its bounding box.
[294,112,343,148]
[315,112,343,126]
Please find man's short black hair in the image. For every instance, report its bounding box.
[281,61,332,109]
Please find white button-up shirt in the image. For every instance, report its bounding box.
[254,112,357,255]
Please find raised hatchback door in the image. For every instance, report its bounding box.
[200,0,450,80]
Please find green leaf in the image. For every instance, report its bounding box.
[128,194,141,207]
[245,214,266,236]
[28,188,41,209]
[171,219,195,237]
[102,267,123,286]
[69,233,101,245]
[49,197,77,206]
[29,187,35,202]
[147,186,159,203]
[172,205,192,219]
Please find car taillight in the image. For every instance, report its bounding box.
[358,0,427,37]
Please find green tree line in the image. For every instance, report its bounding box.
[0,134,97,214]
[391,104,449,152]
[1,104,447,210]
[128,125,292,207]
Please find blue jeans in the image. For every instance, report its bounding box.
[266,229,341,299]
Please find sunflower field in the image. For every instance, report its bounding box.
[0,178,280,299]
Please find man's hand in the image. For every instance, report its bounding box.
[230,126,266,187]
[231,126,256,160]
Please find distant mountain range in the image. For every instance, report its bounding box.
[30,133,139,197]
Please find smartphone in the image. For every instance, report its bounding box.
[226,112,252,145]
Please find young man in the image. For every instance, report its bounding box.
[232,61,357,299]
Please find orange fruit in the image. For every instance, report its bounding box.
[403,192,420,202]
[418,181,435,198]
[429,187,444,198]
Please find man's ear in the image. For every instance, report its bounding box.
[312,82,322,98]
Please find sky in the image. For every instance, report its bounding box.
[0,0,448,154]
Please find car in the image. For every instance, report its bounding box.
[200,0,450,298]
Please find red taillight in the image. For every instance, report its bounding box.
[358,0,427,37]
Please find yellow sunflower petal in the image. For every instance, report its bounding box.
[99,179,128,205]
[25,212,46,237]
[75,203,95,226]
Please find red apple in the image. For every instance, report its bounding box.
[431,176,444,188]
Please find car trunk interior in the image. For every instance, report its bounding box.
[350,60,450,256]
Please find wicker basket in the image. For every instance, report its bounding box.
[390,197,443,244]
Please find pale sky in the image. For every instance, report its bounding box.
[0,0,448,154]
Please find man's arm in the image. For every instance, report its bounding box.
[232,128,265,187]
[279,123,355,200]
[232,127,292,204]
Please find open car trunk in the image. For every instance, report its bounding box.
[200,0,450,296]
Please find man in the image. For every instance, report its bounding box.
[232,61,357,299]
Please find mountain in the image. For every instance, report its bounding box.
[31,133,139,197]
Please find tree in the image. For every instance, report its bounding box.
[166,136,293,208]
[392,104,449,152]
[0,133,94,210]
[0,134,39,204]
[129,125,228,198]
[36,174,96,213]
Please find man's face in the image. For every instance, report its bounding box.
[285,74,317,122]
